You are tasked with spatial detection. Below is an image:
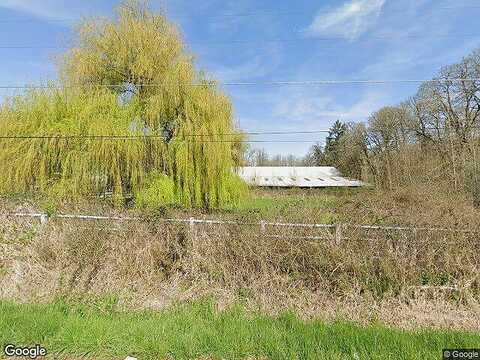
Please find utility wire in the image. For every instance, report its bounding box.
[168,5,480,19]
[0,136,322,144]
[1,33,480,49]
[0,5,479,23]
[0,46,62,49]
[0,127,478,142]
[204,79,480,86]
[0,130,330,140]
[226,130,330,135]
[189,33,480,46]
[1,78,480,89]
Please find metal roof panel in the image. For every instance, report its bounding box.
[237,166,363,187]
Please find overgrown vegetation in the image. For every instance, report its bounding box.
[0,1,245,209]
[1,299,479,360]
[1,189,478,330]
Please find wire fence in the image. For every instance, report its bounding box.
[2,212,478,244]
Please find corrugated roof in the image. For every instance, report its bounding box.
[237,166,363,187]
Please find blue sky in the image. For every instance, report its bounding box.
[0,0,479,156]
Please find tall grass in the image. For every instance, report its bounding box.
[0,213,478,316]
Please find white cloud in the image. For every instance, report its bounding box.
[307,0,385,39]
[237,89,385,156]
[0,0,76,20]
[274,90,381,125]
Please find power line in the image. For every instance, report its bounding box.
[0,130,330,140]
[0,131,328,143]
[1,4,479,23]
[0,46,62,49]
[207,140,322,143]
[0,135,322,144]
[0,130,328,138]
[236,130,329,135]
[1,78,480,89]
[188,33,480,46]
[169,5,480,20]
[1,33,479,50]
[207,79,480,86]
[0,135,165,140]
[0,126,479,142]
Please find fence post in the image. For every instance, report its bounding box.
[335,223,343,245]
[188,217,195,236]
[260,220,266,233]
[40,214,49,226]
[187,217,198,272]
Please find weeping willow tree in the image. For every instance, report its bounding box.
[0,1,247,208]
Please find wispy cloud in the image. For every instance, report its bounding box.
[272,89,383,125]
[212,57,273,82]
[307,0,385,39]
[0,0,75,20]
[209,45,282,82]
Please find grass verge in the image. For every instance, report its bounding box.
[1,299,479,360]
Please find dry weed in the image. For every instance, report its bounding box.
[0,212,478,331]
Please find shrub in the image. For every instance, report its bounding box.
[135,171,176,210]
[220,173,249,208]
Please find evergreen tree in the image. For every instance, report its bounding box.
[324,120,347,165]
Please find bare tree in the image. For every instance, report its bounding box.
[336,123,369,180]
[412,50,480,146]
[304,143,325,166]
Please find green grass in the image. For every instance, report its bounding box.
[1,299,478,360]
[222,190,339,222]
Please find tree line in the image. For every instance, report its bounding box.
[247,49,480,204]
[310,49,480,204]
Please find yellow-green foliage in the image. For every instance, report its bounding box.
[135,171,176,209]
[0,1,247,208]
[220,174,249,208]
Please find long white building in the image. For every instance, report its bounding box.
[237,166,363,187]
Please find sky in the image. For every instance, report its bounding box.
[0,0,479,156]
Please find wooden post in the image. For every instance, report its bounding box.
[189,217,195,237]
[335,223,343,245]
[40,214,49,226]
[188,217,197,272]
[260,220,266,233]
